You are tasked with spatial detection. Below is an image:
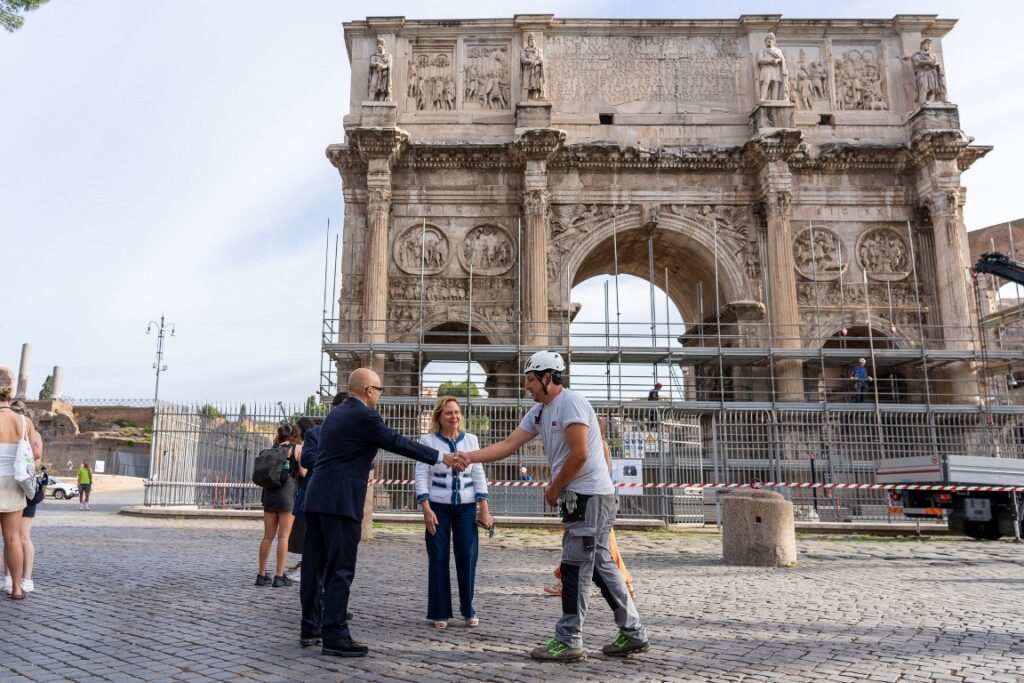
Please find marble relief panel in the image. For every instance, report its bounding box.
[832,44,888,111]
[780,45,831,111]
[407,43,457,111]
[463,41,511,110]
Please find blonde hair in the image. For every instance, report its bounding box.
[0,367,14,402]
[430,396,465,434]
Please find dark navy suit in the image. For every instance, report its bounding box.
[301,396,440,640]
[297,424,321,635]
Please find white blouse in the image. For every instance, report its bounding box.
[415,431,488,506]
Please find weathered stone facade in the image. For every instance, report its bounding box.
[327,14,989,402]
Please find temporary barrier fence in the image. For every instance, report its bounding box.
[144,400,1024,525]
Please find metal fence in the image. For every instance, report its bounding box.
[144,399,1024,525]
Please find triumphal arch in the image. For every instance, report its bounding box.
[326,14,991,405]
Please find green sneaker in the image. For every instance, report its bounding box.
[529,638,586,662]
[601,630,651,657]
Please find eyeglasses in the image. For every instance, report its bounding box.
[368,386,385,395]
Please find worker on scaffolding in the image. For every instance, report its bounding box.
[851,358,873,403]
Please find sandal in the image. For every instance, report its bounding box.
[466,617,479,627]
[433,620,448,629]
[543,582,562,597]
[10,591,26,601]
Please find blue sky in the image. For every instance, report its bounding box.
[2,1,1021,402]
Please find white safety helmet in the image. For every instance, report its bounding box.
[524,350,566,375]
[858,357,866,364]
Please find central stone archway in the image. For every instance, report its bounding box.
[560,207,755,324]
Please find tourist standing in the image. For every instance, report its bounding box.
[301,368,464,658]
[460,351,649,662]
[255,423,302,588]
[0,367,42,600]
[416,396,492,629]
[77,459,93,511]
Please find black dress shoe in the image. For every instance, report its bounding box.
[299,631,322,647]
[322,636,369,657]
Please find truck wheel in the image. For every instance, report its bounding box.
[964,520,1003,541]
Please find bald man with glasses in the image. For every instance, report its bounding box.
[301,368,465,657]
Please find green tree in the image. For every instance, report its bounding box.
[435,380,489,434]
[1,0,49,33]
[436,380,481,398]
[38,374,54,400]
[197,404,223,420]
[291,395,327,420]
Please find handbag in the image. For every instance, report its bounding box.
[26,475,45,506]
[12,414,37,499]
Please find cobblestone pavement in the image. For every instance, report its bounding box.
[2,498,1023,682]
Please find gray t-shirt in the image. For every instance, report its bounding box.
[518,388,614,495]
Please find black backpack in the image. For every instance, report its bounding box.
[252,445,292,489]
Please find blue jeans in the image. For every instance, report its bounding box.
[424,502,478,621]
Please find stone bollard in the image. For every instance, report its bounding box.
[721,489,798,567]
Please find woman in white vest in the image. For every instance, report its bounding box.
[416,396,493,628]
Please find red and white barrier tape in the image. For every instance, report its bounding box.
[145,479,1024,493]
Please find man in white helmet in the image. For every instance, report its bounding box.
[459,350,649,662]
[851,357,873,403]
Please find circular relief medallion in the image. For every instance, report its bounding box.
[393,224,450,275]
[856,227,910,282]
[458,224,516,276]
[792,227,848,281]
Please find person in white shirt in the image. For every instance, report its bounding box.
[415,396,493,629]
[459,351,649,662]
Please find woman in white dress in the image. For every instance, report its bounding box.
[0,367,43,600]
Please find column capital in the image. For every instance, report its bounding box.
[522,189,549,216]
[367,187,392,216]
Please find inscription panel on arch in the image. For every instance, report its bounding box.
[545,35,743,113]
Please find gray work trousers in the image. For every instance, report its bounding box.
[555,492,647,649]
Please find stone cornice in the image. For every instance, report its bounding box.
[512,128,566,161]
[332,138,983,175]
[396,144,517,170]
[551,143,747,172]
[347,127,410,165]
[742,130,805,168]
[789,144,913,173]
[957,145,992,172]
[910,129,973,164]
[326,144,363,172]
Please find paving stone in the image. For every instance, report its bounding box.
[2,506,1023,682]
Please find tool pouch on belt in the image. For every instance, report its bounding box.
[559,490,591,524]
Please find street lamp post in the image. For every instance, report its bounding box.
[146,316,175,489]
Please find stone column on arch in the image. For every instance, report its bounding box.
[514,128,564,347]
[925,189,977,402]
[761,187,804,402]
[362,178,391,372]
[347,128,409,373]
[522,187,550,345]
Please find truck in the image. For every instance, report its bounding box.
[877,455,1024,540]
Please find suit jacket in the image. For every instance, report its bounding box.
[303,397,440,521]
[292,424,321,519]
